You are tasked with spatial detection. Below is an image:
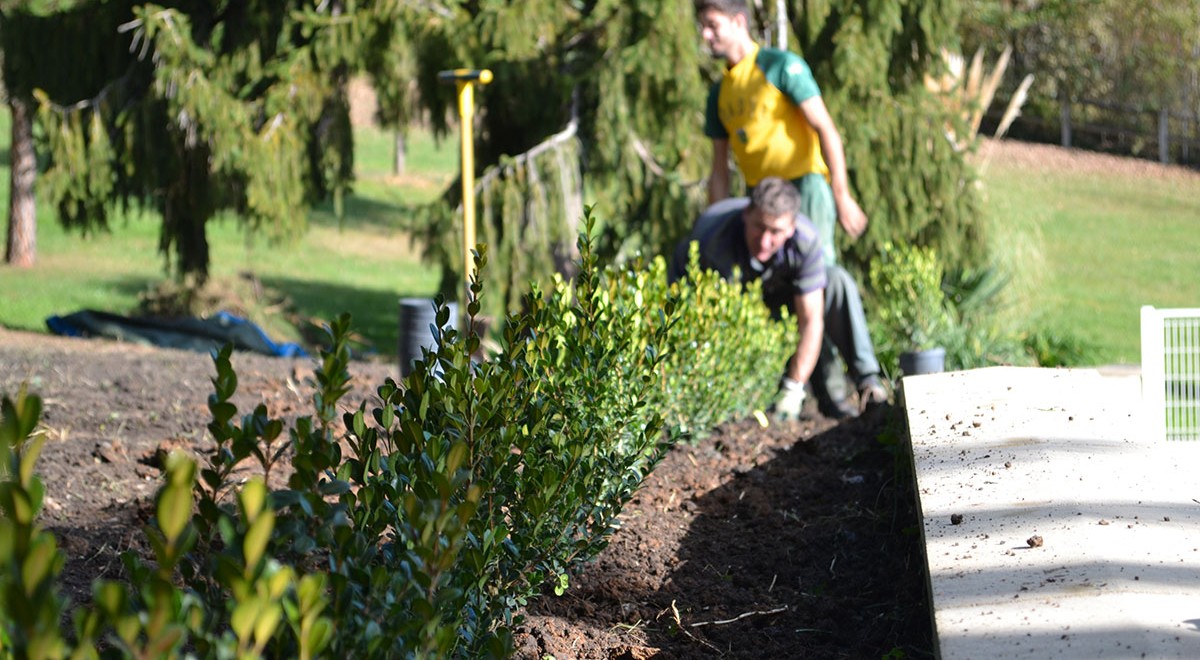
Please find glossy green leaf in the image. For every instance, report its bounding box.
[242,508,274,569]
[231,597,261,641]
[239,478,268,520]
[157,476,194,543]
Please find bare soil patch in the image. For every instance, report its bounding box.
[0,327,929,659]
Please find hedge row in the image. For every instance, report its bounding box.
[1,212,794,658]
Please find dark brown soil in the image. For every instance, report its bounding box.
[0,327,931,659]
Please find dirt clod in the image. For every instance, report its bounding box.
[91,440,126,464]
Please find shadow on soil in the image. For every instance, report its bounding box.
[651,411,934,658]
[526,407,936,659]
[652,412,931,657]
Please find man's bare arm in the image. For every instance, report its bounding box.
[798,97,868,238]
[708,138,731,205]
[787,289,824,383]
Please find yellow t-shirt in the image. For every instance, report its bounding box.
[704,44,829,186]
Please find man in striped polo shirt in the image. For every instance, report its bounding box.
[668,178,885,421]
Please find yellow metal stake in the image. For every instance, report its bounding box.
[438,68,493,329]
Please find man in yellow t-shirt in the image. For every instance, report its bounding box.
[698,0,866,265]
[696,0,882,419]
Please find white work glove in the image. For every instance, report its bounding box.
[770,377,807,421]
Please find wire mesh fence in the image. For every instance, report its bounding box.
[1142,306,1200,441]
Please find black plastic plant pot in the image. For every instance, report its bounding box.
[900,347,946,376]
[398,297,458,377]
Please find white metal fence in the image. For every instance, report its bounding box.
[1142,306,1200,441]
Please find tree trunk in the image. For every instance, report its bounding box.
[163,144,212,285]
[394,130,407,175]
[6,96,37,268]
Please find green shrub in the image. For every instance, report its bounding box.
[338,229,675,654]
[0,388,68,659]
[120,209,679,657]
[867,241,956,374]
[867,242,1033,375]
[647,243,796,439]
[2,385,330,660]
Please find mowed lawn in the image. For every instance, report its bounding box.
[979,139,1200,365]
[0,116,454,356]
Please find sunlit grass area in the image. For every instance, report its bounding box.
[0,109,457,356]
[979,146,1200,365]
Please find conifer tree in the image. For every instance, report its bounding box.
[782,0,983,273]
[359,4,425,176]
[7,1,380,284]
[0,0,112,268]
[15,0,981,313]
[387,0,712,317]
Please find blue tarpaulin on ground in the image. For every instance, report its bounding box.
[46,309,308,358]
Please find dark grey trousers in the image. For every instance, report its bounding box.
[810,266,881,404]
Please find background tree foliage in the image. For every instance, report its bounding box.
[959,0,1200,144]
[0,0,127,268]
[7,0,384,284]
[783,0,985,273]
[9,0,986,317]
[392,0,986,318]
[386,0,713,318]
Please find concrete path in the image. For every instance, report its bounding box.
[902,367,1200,659]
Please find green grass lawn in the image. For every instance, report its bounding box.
[0,116,456,357]
[980,151,1200,365]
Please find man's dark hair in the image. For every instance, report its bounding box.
[694,0,749,18]
[750,177,801,218]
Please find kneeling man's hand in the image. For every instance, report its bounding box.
[769,377,807,421]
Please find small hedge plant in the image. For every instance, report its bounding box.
[867,241,1034,374]
[648,242,795,438]
[0,209,798,658]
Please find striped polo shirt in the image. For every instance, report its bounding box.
[669,198,827,317]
